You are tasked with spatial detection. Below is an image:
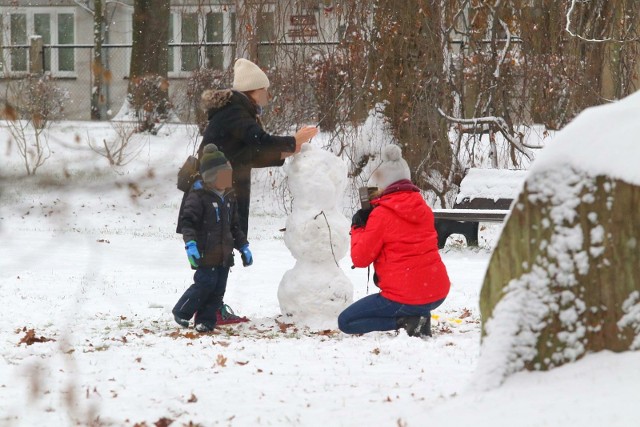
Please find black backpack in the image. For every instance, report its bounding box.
[177,155,200,192]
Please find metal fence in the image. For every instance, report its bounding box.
[0,41,339,121]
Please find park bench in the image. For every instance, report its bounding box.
[433,168,527,248]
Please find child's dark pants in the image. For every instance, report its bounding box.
[173,266,230,327]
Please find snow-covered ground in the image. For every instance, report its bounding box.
[1,121,637,426]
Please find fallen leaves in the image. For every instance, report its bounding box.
[459,308,472,319]
[313,329,339,337]
[18,328,55,346]
[187,393,198,403]
[154,418,173,427]
[168,331,200,340]
[216,354,227,367]
[275,319,296,333]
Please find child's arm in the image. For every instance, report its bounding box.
[179,192,204,244]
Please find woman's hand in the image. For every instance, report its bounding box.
[294,126,318,153]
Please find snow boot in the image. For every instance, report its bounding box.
[173,313,190,328]
[195,322,215,333]
[397,316,432,338]
[216,304,249,325]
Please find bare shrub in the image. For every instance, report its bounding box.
[87,121,146,166]
[1,75,67,176]
[126,74,172,134]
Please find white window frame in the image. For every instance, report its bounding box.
[168,5,236,78]
[0,7,76,77]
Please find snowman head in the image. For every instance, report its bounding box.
[285,145,347,211]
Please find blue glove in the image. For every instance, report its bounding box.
[185,240,201,268]
[240,244,253,267]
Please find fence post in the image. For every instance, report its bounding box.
[29,35,44,75]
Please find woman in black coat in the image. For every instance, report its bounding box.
[183,59,316,325]
[197,58,317,237]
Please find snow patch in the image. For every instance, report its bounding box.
[456,168,528,203]
[619,291,640,350]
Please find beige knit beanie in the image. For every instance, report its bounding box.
[232,58,270,92]
[368,145,412,190]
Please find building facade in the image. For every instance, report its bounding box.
[0,0,341,120]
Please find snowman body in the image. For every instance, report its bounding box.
[277,144,353,329]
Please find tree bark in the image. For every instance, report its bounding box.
[479,169,640,386]
[368,0,453,199]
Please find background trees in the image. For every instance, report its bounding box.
[247,0,640,205]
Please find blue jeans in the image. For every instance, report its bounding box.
[338,293,445,334]
[173,266,230,327]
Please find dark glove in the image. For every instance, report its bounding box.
[373,272,380,288]
[351,208,373,229]
[240,244,253,267]
[185,240,201,268]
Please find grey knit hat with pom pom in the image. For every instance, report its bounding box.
[369,145,411,190]
[199,144,231,183]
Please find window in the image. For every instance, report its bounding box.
[168,7,236,75]
[206,12,224,70]
[1,9,75,75]
[181,13,199,72]
[10,14,27,72]
[256,11,275,68]
[58,13,75,72]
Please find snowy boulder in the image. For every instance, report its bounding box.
[476,90,640,389]
[278,144,353,329]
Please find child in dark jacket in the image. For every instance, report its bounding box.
[338,145,450,338]
[172,144,253,332]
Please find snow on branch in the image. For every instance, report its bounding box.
[493,17,511,78]
[437,108,535,161]
[565,0,640,43]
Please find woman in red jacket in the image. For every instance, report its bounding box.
[338,145,450,337]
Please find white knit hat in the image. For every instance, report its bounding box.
[369,145,411,190]
[232,58,270,92]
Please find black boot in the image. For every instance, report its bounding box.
[396,316,420,336]
[417,315,432,337]
[396,316,431,337]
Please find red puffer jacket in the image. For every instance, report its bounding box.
[351,180,450,305]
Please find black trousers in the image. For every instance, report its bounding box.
[172,266,230,327]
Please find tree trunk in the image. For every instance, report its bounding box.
[127,0,170,131]
[128,0,170,92]
[369,0,453,199]
[91,0,104,120]
[478,169,640,387]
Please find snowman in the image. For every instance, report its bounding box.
[277,144,353,329]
